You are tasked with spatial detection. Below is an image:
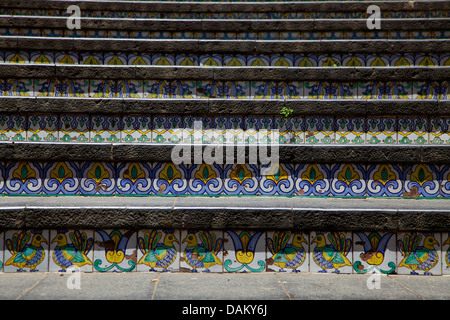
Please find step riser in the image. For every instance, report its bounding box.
[0,229,449,275]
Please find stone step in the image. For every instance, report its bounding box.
[2,37,448,55]
[1,142,449,163]
[3,0,448,15]
[1,97,447,115]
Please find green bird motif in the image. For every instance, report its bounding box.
[182,231,223,272]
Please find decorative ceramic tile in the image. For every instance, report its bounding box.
[310,231,353,274]
[180,230,223,272]
[341,54,365,67]
[171,80,196,98]
[329,163,366,197]
[295,163,330,196]
[318,54,341,67]
[335,117,365,144]
[90,80,116,98]
[42,161,80,195]
[403,164,440,197]
[429,117,450,145]
[213,116,244,144]
[30,51,54,64]
[270,54,294,67]
[385,82,412,99]
[144,80,171,98]
[223,164,259,195]
[328,82,357,99]
[93,229,137,272]
[365,54,389,67]
[152,163,188,195]
[4,52,29,64]
[4,161,43,194]
[279,82,304,99]
[274,117,300,144]
[366,164,403,197]
[358,82,384,99]
[266,231,309,272]
[55,52,79,64]
[4,230,49,272]
[244,116,274,144]
[49,230,94,272]
[187,164,223,195]
[59,80,88,97]
[440,54,450,66]
[127,53,151,66]
[366,117,397,144]
[224,230,266,272]
[0,230,3,271]
[116,162,152,195]
[247,54,270,67]
[59,114,89,143]
[152,115,183,144]
[397,232,441,275]
[90,115,121,143]
[5,79,33,96]
[304,117,335,144]
[137,230,180,272]
[121,115,152,143]
[440,81,449,100]
[183,116,215,144]
[390,54,414,66]
[196,81,223,99]
[415,53,439,66]
[27,114,58,142]
[222,81,250,99]
[175,54,198,66]
[80,52,103,65]
[152,54,175,66]
[259,163,295,195]
[353,232,397,274]
[413,82,440,100]
[79,162,116,195]
[443,233,450,274]
[0,114,26,142]
[104,52,127,65]
[198,54,223,67]
[305,81,327,99]
[397,117,428,144]
[116,80,143,98]
[223,54,245,67]
[440,165,450,198]
[294,54,318,67]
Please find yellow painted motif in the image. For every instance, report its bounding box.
[50,162,73,183]
[337,164,360,184]
[159,163,182,184]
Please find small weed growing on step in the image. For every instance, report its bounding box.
[280,107,293,118]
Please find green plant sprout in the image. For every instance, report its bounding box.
[280,106,294,118]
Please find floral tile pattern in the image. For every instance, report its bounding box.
[93,229,137,272]
[353,232,397,274]
[224,230,266,272]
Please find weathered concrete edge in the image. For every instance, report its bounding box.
[2,37,449,54]
[1,143,449,164]
[2,0,447,13]
[0,97,443,116]
[1,64,449,81]
[1,206,449,231]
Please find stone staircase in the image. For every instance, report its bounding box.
[0,0,449,275]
